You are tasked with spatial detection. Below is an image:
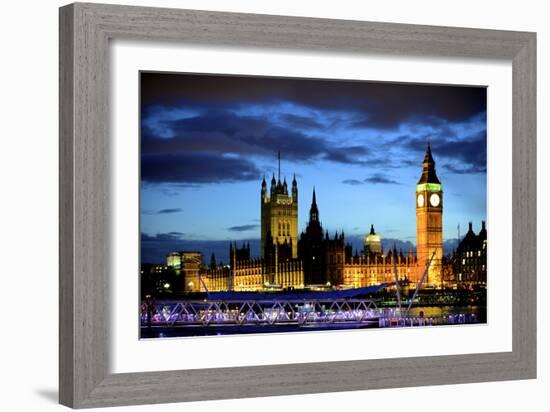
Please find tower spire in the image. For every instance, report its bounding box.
[424,141,434,163]
[417,142,440,184]
[309,187,319,222]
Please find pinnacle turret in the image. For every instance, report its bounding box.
[309,188,319,222]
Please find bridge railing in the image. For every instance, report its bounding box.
[141,298,380,327]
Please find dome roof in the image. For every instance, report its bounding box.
[364,224,381,243]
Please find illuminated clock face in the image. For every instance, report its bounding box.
[417,194,424,207]
[430,193,441,207]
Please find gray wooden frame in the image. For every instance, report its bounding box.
[59,2,536,408]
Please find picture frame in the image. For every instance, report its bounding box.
[59,2,536,408]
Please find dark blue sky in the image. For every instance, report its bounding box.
[140,72,486,263]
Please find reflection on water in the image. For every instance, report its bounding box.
[408,305,486,323]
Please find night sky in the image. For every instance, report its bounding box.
[140,72,487,264]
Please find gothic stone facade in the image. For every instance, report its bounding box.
[261,173,299,260]
[297,143,444,289]
[171,144,453,292]
[182,241,304,293]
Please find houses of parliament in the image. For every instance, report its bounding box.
[167,144,481,293]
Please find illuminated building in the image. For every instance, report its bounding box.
[364,224,382,255]
[182,253,304,293]
[163,144,466,293]
[166,252,181,271]
[167,151,305,293]
[169,243,304,293]
[415,143,443,288]
[296,191,419,289]
[303,193,418,289]
[342,247,417,289]
[261,152,298,259]
[452,221,487,287]
[300,143,442,289]
[166,251,202,292]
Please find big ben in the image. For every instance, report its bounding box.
[415,143,443,288]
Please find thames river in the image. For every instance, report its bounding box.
[140,305,486,338]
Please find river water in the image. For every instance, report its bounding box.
[407,305,485,321]
[140,305,485,338]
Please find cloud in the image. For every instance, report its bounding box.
[278,113,324,130]
[141,153,261,184]
[140,107,375,187]
[227,224,259,232]
[141,72,486,130]
[141,208,182,215]
[364,174,400,184]
[322,146,369,164]
[442,163,486,174]
[393,117,487,175]
[342,174,400,185]
[400,159,418,167]
[140,237,262,264]
[157,208,182,214]
[342,179,364,186]
[141,232,185,241]
[433,131,487,174]
[142,110,370,166]
[140,73,487,189]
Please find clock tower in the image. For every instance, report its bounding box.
[415,143,443,288]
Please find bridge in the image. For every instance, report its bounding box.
[141,298,381,327]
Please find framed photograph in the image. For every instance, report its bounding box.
[138,72,488,339]
[59,2,536,408]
